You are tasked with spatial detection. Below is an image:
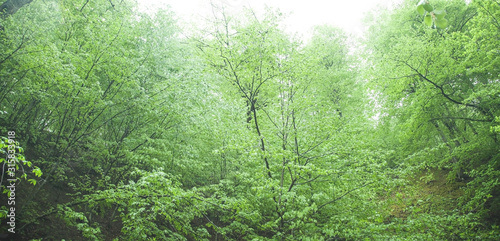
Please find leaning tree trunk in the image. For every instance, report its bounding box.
[0,0,33,30]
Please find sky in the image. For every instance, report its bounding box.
[139,0,402,38]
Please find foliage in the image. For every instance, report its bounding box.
[0,0,498,239]
[193,6,383,239]
[0,135,41,220]
[417,0,449,28]
[364,0,500,237]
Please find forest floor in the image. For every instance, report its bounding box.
[387,168,465,220]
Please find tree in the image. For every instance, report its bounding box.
[194,6,381,239]
[364,0,500,238]
[0,0,217,239]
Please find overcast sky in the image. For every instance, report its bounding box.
[139,0,401,38]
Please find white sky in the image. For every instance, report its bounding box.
[139,0,401,38]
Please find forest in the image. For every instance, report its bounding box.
[0,0,499,240]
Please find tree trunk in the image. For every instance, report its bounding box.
[0,0,32,18]
[0,0,33,29]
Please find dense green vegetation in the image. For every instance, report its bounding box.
[0,0,499,240]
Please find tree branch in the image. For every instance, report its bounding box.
[402,61,493,119]
[317,182,372,211]
[0,0,33,19]
[429,116,493,123]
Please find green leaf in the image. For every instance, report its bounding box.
[417,5,425,15]
[424,15,433,27]
[433,10,446,19]
[33,167,43,177]
[28,179,37,185]
[423,3,433,12]
[435,18,448,29]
